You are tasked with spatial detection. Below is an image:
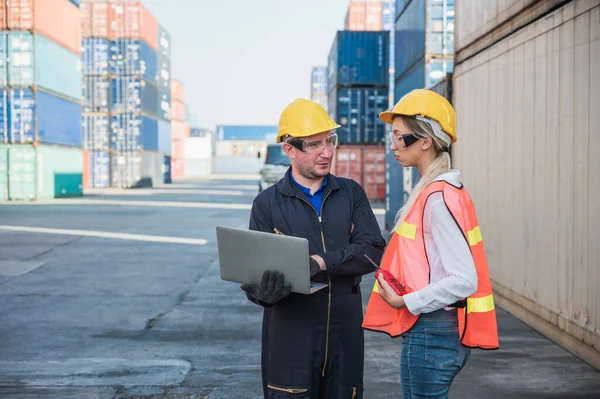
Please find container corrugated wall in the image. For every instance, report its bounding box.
[328,31,390,93]
[0,32,83,101]
[453,0,600,368]
[0,144,83,200]
[328,87,388,145]
[1,0,82,55]
[394,0,454,101]
[0,1,82,167]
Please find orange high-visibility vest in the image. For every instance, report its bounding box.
[363,180,499,349]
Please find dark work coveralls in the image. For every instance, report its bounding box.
[247,168,386,398]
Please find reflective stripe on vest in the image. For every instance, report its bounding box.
[362,181,499,349]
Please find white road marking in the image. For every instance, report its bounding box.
[0,225,208,245]
[1,199,253,210]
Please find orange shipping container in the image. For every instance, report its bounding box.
[171,158,185,180]
[365,2,383,31]
[171,80,185,103]
[333,144,386,202]
[108,1,158,50]
[172,100,186,122]
[345,2,366,31]
[171,120,190,141]
[1,0,82,55]
[344,1,383,32]
[82,150,91,190]
[171,139,186,159]
[81,1,110,38]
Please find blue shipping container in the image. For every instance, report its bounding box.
[385,144,420,230]
[157,57,171,90]
[83,76,110,113]
[311,66,327,96]
[69,0,81,7]
[158,24,171,60]
[395,0,455,80]
[82,113,110,151]
[158,89,171,121]
[395,0,412,18]
[89,151,110,188]
[110,113,142,152]
[110,151,142,188]
[0,88,81,146]
[163,155,172,184]
[395,58,425,102]
[328,87,388,145]
[327,31,389,93]
[216,125,279,141]
[140,115,159,152]
[0,32,82,102]
[82,38,110,76]
[110,76,158,116]
[109,39,158,83]
[395,0,426,81]
[157,120,172,154]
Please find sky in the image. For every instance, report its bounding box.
[143,0,353,130]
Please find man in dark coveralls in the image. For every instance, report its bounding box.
[241,98,386,398]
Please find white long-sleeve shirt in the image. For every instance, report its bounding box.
[402,170,478,315]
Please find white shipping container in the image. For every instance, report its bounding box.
[183,159,211,178]
[453,0,600,368]
[141,151,164,186]
[183,137,211,160]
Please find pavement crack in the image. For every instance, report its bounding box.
[23,236,83,261]
[143,257,218,331]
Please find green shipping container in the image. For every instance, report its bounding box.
[0,146,8,200]
[0,144,83,201]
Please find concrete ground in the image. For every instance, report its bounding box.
[0,177,598,398]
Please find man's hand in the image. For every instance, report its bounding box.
[241,270,292,304]
[310,255,326,273]
[377,274,406,310]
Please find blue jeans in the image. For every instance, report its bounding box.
[400,308,470,399]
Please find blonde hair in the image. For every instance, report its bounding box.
[393,117,452,231]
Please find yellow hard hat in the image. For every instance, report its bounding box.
[276,98,340,143]
[379,89,457,144]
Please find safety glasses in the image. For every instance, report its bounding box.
[388,132,419,149]
[288,133,338,155]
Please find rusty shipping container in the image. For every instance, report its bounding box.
[1,0,82,55]
[332,144,386,202]
[453,0,600,369]
[80,1,158,50]
[171,79,185,103]
[345,1,383,31]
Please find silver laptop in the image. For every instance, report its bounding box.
[216,225,328,295]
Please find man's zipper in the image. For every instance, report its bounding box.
[295,190,332,378]
[267,384,308,394]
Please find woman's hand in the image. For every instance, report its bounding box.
[377,274,406,309]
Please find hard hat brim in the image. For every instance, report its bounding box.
[276,123,341,143]
[379,111,397,125]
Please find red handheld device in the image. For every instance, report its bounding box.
[364,254,407,296]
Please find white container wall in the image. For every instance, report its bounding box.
[453,0,600,368]
[183,137,211,160]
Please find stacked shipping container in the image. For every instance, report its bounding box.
[327,30,389,202]
[452,0,600,369]
[81,0,171,188]
[345,1,384,31]
[310,67,328,111]
[0,0,84,200]
[385,0,454,227]
[170,79,190,180]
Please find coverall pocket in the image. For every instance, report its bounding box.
[267,384,310,398]
[424,327,462,369]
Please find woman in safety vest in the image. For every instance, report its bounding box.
[362,89,499,398]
